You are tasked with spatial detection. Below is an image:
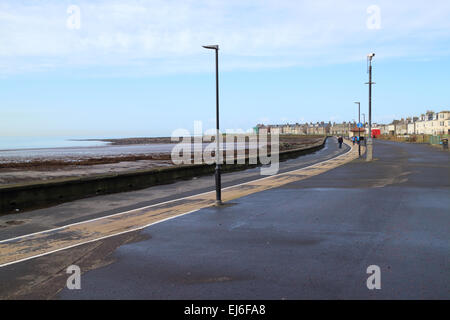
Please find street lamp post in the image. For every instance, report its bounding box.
[365,53,375,161]
[203,44,222,205]
[354,102,361,157]
[362,113,366,144]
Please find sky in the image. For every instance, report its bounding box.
[0,0,449,137]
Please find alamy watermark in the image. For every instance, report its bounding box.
[67,5,81,30]
[66,264,81,290]
[366,265,381,290]
[171,121,280,176]
[366,5,381,30]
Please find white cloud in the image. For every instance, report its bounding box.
[0,0,449,75]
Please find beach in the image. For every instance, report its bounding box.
[0,135,324,186]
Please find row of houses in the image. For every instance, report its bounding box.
[255,110,449,137]
[255,122,330,135]
[255,121,368,136]
[379,110,450,136]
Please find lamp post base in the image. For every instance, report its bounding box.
[366,137,373,161]
[215,165,222,206]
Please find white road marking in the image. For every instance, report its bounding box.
[0,141,354,268]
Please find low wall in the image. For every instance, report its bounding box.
[376,134,430,143]
[377,134,449,145]
[0,137,327,215]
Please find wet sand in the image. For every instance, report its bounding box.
[0,136,324,186]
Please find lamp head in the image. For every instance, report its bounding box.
[203,45,219,50]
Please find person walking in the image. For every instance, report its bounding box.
[338,136,343,149]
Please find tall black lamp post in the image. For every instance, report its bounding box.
[354,101,361,156]
[365,53,375,161]
[362,113,366,144]
[203,44,222,205]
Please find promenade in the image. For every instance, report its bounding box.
[0,139,448,299]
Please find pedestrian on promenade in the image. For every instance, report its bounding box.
[338,136,343,149]
[352,136,355,145]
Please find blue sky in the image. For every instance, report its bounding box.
[1,0,450,137]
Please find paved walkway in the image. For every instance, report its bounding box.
[0,140,358,267]
[0,138,349,241]
[1,139,448,299]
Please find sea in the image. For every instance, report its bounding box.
[0,136,247,163]
[0,136,175,163]
[0,136,109,150]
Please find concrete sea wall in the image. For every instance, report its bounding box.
[0,137,327,215]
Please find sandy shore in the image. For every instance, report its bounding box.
[80,137,179,145]
[0,135,324,186]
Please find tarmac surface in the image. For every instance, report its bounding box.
[0,137,347,240]
[0,138,448,299]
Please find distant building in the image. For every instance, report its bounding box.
[255,110,449,137]
[376,109,449,136]
[255,122,329,136]
[330,122,351,136]
[413,110,449,135]
[434,111,450,135]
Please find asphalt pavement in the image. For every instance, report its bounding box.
[0,138,348,240]
[0,139,448,299]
